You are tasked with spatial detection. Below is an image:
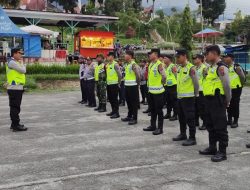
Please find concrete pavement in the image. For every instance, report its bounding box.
[0,89,250,190]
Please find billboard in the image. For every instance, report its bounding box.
[20,0,46,11]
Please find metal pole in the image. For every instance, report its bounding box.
[201,0,204,52]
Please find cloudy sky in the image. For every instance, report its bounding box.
[143,0,250,19]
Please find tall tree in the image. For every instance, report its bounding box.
[179,6,193,58]
[196,0,226,25]
[0,0,20,8]
[49,0,78,13]
[238,16,250,45]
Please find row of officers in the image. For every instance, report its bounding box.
[78,45,247,162]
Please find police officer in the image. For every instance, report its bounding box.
[223,53,245,128]
[193,54,207,130]
[121,50,140,125]
[163,54,178,121]
[143,49,166,135]
[172,49,199,146]
[118,59,126,106]
[94,54,107,112]
[106,52,122,119]
[199,45,231,162]
[84,57,96,107]
[139,60,148,105]
[6,48,27,132]
[78,56,87,104]
[143,53,152,116]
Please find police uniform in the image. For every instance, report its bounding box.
[6,52,28,132]
[140,65,147,104]
[122,60,139,125]
[106,59,120,118]
[94,60,107,112]
[164,62,178,120]
[227,63,244,128]
[84,61,96,107]
[119,64,126,106]
[195,63,207,130]
[79,62,87,104]
[173,62,197,146]
[143,58,165,135]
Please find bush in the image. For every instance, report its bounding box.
[0,64,80,75]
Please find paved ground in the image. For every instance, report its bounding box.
[0,89,250,190]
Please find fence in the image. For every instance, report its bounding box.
[233,52,250,71]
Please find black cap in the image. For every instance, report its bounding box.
[11,48,24,56]
[175,49,187,56]
[149,48,161,56]
[223,53,234,59]
[125,50,134,58]
[193,54,204,60]
[107,51,115,57]
[96,53,104,59]
[205,45,221,55]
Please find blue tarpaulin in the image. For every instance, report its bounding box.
[23,35,41,58]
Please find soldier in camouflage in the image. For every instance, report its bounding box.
[94,54,107,112]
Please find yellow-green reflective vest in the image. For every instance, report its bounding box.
[196,64,207,91]
[106,61,118,85]
[165,63,177,86]
[177,62,194,98]
[203,64,225,96]
[6,62,26,85]
[95,63,105,81]
[229,65,242,89]
[148,60,165,94]
[125,61,137,86]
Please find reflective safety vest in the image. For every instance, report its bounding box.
[106,61,119,85]
[94,63,105,81]
[177,62,195,98]
[6,61,26,85]
[148,60,165,94]
[125,61,137,86]
[203,64,225,96]
[229,64,242,89]
[165,63,177,87]
[196,64,207,91]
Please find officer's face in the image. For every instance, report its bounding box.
[124,54,131,62]
[107,55,114,62]
[13,51,23,61]
[223,57,233,65]
[193,58,201,65]
[205,52,219,63]
[163,57,171,65]
[159,57,164,62]
[96,57,103,63]
[176,55,186,65]
[86,59,92,65]
[149,52,157,61]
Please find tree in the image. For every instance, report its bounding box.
[179,6,193,58]
[0,0,20,8]
[49,0,78,13]
[155,9,165,20]
[238,16,250,45]
[196,0,226,25]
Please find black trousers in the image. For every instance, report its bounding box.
[107,84,119,114]
[140,84,147,102]
[149,92,164,129]
[177,97,196,138]
[166,85,177,115]
[80,79,87,102]
[205,95,228,152]
[227,87,242,121]
[195,91,206,125]
[119,81,125,103]
[125,85,139,120]
[8,90,24,127]
[86,79,96,106]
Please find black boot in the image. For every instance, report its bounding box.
[172,134,187,141]
[199,147,217,155]
[12,124,28,132]
[106,112,113,116]
[169,115,178,121]
[110,113,120,119]
[227,118,232,126]
[246,143,250,148]
[143,126,156,131]
[121,117,131,122]
[163,113,171,119]
[211,151,227,162]
[98,104,107,112]
[128,119,137,125]
[152,128,163,135]
[182,138,197,146]
[94,104,100,111]
[143,109,150,114]
[231,118,239,128]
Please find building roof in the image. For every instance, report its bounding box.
[4,9,119,28]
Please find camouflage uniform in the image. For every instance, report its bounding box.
[96,63,107,112]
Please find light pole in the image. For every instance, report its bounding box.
[200,0,204,52]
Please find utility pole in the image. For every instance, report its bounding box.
[201,0,204,52]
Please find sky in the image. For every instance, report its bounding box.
[142,0,250,19]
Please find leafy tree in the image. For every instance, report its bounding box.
[238,16,250,45]
[0,0,20,8]
[155,9,165,20]
[49,0,78,13]
[179,6,193,58]
[196,0,226,25]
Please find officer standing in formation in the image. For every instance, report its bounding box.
[173,49,199,146]
[143,49,166,135]
[193,54,207,130]
[94,53,107,113]
[84,57,96,107]
[78,56,87,104]
[6,48,28,132]
[106,52,122,119]
[139,60,148,105]
[223,53,246,128]
[162,54,178,121]
[121,50,140,125]
[199,45,231,162]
